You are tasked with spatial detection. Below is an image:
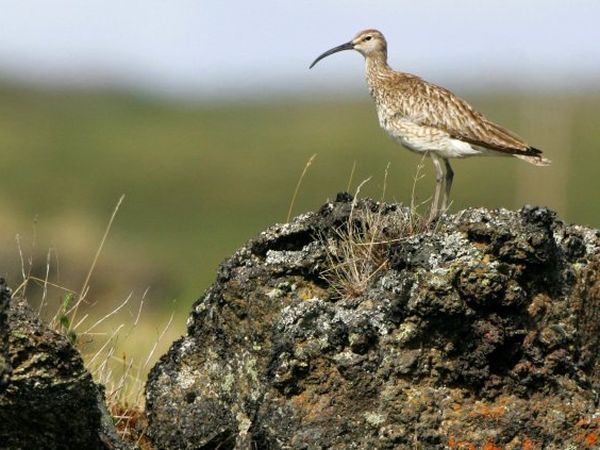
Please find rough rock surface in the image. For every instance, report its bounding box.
[146,195,600,449]
[0,278,130,450]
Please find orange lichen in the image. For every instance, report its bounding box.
[293,393,307,403]
[452,402,463,412]
[470,404,505,419]
[577,417,600,428]
[522,437,537,450]
[482,442,502,450]
[447,438,476,450]
[584,432,598,447]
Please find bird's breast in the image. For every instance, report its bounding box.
[368,84,406,126]
[373,97,401,134]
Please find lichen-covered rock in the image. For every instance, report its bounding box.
[0,278,130,450]
[145,195,600,449]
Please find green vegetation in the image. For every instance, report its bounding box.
[1,80,599,345]
[58,293,78,344]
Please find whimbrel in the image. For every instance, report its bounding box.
[310,29,550,219]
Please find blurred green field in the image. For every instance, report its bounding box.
[0,81,599,372]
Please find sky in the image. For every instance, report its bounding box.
[0,0,599,98]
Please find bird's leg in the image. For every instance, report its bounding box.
[429,153,445,221]
[442,158,454,213]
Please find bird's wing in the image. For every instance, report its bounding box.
[396,77,542,157]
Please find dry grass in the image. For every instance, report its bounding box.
[11,195,173,447]
[321,160,432,299]
[287,153,318,222]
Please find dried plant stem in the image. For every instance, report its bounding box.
[287,153,317,222]
[381,162,391,202]
[69,194,125,330]
[346,160,357,193]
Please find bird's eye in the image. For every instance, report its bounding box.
[365,36,372,41]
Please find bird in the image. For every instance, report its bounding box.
[309,29,550,220]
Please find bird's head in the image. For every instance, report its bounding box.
[309,29,387,69]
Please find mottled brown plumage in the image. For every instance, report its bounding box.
[310,29,550,219]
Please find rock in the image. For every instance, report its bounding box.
[0,278,131,450]
[145,196,600,449]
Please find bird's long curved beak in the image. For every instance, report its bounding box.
[309,41,354,69]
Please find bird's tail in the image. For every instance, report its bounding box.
[514,154,552,166]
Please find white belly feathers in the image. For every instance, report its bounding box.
[379,116,485,159]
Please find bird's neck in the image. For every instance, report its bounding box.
[365,52,393,102]
[365,53,392,92]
